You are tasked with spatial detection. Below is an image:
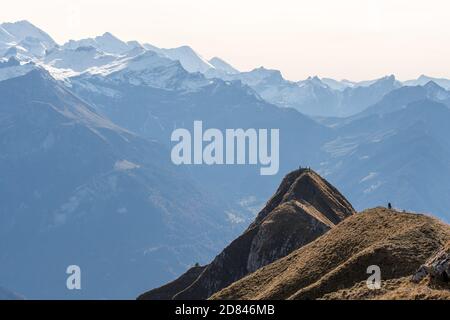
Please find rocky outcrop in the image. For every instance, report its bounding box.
[139,168,355,300]
[413,241,450,283]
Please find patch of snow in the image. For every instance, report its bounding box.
[43,46,118,73]
[144,44,214,74]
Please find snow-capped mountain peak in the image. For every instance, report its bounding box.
[80,50,211,91]
[0,20,55,47]
[209,57,239,74]
[0,20,56,58]
[95,32,130,53]
[62,32,130,55]
[43,45,118,74]
[154,45,214,73]
[126,40,144,50]
[88,50,175,75]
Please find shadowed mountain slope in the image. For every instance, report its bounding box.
[137,265,207,300]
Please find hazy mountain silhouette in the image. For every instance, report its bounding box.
[0,68,237,299]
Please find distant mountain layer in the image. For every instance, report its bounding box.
[212,208,450,300]
[213,70,402,116]
[0,68,237,299]
[67,52,450,223]
[2,20,450,118]
[404,75,450,91]
[139,169,355,300]
[0,287,24,300]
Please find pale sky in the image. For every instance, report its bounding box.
[1,0,450,81]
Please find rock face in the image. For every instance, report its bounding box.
[211,209,450,300]
[413,241,450,283]
[139,169,355,300]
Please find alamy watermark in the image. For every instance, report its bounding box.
[366,265,381,290]
[66,265,81,290]
[171,121,280,176]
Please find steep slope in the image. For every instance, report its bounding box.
[140,169,355,300]
[137,265,207,300]
[212,208,450,300]
[0,68,234,299]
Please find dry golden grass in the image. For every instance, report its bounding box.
[211,208,450,300]
[322,277,450,300]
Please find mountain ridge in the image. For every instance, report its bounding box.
[211,208,450,300]
[139,169,355,300]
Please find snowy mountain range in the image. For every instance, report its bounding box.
[0,20,55,58]
[1,20,450,300]
[1,20,449,116]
